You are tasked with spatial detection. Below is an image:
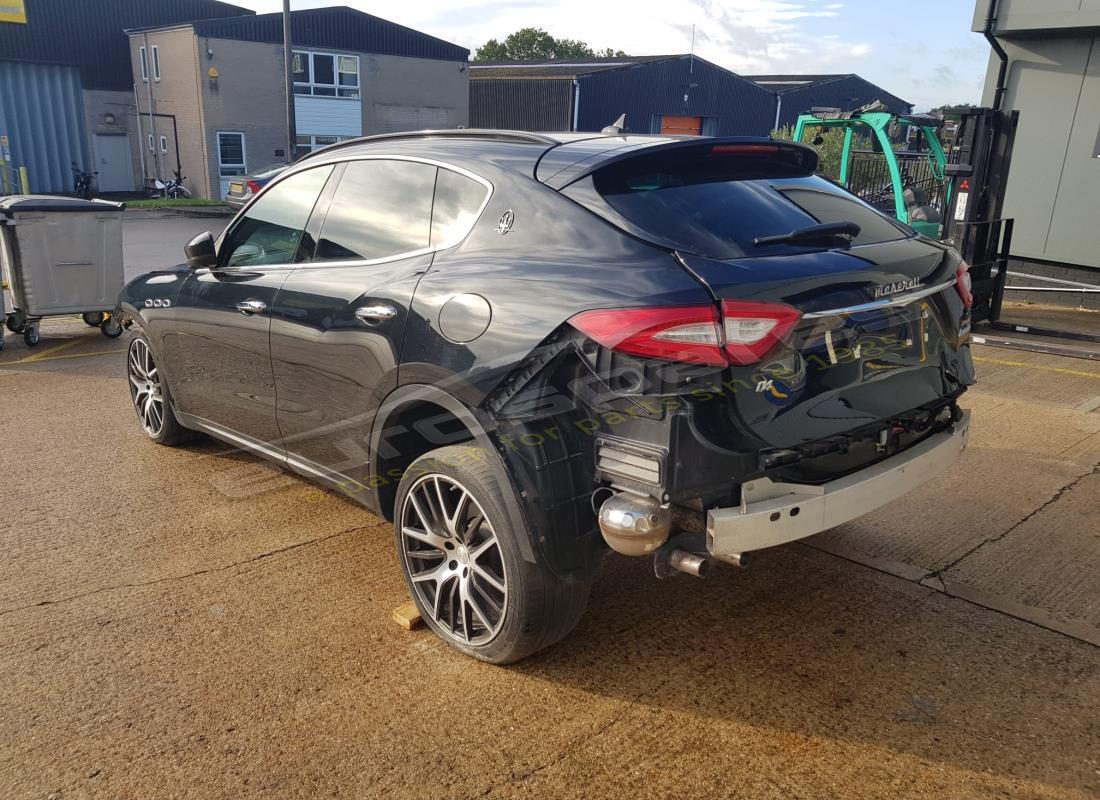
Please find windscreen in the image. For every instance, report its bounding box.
[589,150,910,259]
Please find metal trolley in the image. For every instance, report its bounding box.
[0,196,126,347]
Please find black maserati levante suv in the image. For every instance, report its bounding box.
[118,130,974,663]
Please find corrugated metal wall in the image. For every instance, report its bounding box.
[0,62,88,193]
[0,0,251,91]
[576,57,776,136]
[470,79,573,131]
[776,76,912,129]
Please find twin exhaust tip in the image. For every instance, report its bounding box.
[597,491,746,577]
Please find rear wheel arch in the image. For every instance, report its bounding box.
[369,384,536,563]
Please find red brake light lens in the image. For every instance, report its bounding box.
[570,301,802,367]
[570,305,725,366]
[710,143,780,156]
[955,260,973,309]
[720,300,802,365]
[246,180,262,194]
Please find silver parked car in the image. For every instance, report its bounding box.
[224,162,289,209]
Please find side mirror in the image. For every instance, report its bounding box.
[185,231,217,269]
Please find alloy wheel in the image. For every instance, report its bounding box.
[399,474,508,645]
[128,339,165,437]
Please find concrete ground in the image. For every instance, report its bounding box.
[0,219,1097,798]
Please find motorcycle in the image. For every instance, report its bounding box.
[151,168,191,199]
[71,162,97,199]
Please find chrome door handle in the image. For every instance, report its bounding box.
[235,299,267,315]
[355,304,397,323]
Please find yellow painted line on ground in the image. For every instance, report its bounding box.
[974,355,1100,380]
[6,338,85,364]
[0,347,124,366]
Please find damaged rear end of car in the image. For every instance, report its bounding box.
[488,136,974,578]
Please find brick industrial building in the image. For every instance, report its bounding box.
[127,7,469,199]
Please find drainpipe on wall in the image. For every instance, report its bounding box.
[983,0,1009,111]
[133,83,147,186]
[572,79,580,132]
[142,31,162,184]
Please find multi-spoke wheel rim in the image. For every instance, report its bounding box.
[128,339,165,437]
[400,474,508,645]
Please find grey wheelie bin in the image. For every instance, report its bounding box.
[0,195,126,347]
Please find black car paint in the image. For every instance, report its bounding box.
[118,132,973,581]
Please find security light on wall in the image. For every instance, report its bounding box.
[102,113,116,125]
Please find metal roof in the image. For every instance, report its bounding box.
[469,55,681,79]
[0,0,251,91]
[746,74,852,92]
[183,6,468,61]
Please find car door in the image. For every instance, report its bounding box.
[167,165,334,450]
[269,157,491,500]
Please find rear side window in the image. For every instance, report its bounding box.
[315,159,436,262]
[431,168,490,248]
[584,151,909,259]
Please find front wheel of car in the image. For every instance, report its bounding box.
[394,445,591,664]
[127,335,195,446]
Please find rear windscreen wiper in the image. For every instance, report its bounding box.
[753,221,861,247]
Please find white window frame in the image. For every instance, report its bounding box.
[292,50,359,99]
[159,135,168,154]
[139,45,148,82]
[147,133,154,152]
[217,131,247,178]
[151,44,161,81]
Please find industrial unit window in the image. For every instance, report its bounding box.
[294,134,344,160]
[292,51,359,98]
[217,132,246,177]
[159,135,168,154]
[139,45,160,82]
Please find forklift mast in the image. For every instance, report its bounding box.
[942,107,1019,324]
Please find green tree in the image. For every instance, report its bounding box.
[473,27,627,61]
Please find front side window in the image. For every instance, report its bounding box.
[431,169,490,248]
[315,160,435,262]
[151,45,161,81]
[139,45,148,81]
[221,166,333,267]
[293,50,359,98]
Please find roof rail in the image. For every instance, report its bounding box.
[298,129,560,162]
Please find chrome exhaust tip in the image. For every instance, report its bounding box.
[666,549,710,578]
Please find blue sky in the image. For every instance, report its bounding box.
[232,0,991,110]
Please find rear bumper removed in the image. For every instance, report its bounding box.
[706,410,971,563]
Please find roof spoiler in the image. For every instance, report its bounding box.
[540,137,819,189]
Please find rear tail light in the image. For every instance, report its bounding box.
[720,300,802,365]
[955,260,973,309]
[569,305,725,366]
[246,180,262,194]
[570,300,801,367]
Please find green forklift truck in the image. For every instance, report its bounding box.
[793,105,950,238]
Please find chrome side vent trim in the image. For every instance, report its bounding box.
[596,437,664,489]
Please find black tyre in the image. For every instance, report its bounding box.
[83,311,105,327]
[23,326,39,347]
[394,444,590,664]
[126,334,196,446]
[100,316,123,338]
[6,311,25,334]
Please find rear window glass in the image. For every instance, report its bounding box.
[588,152,909,259]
